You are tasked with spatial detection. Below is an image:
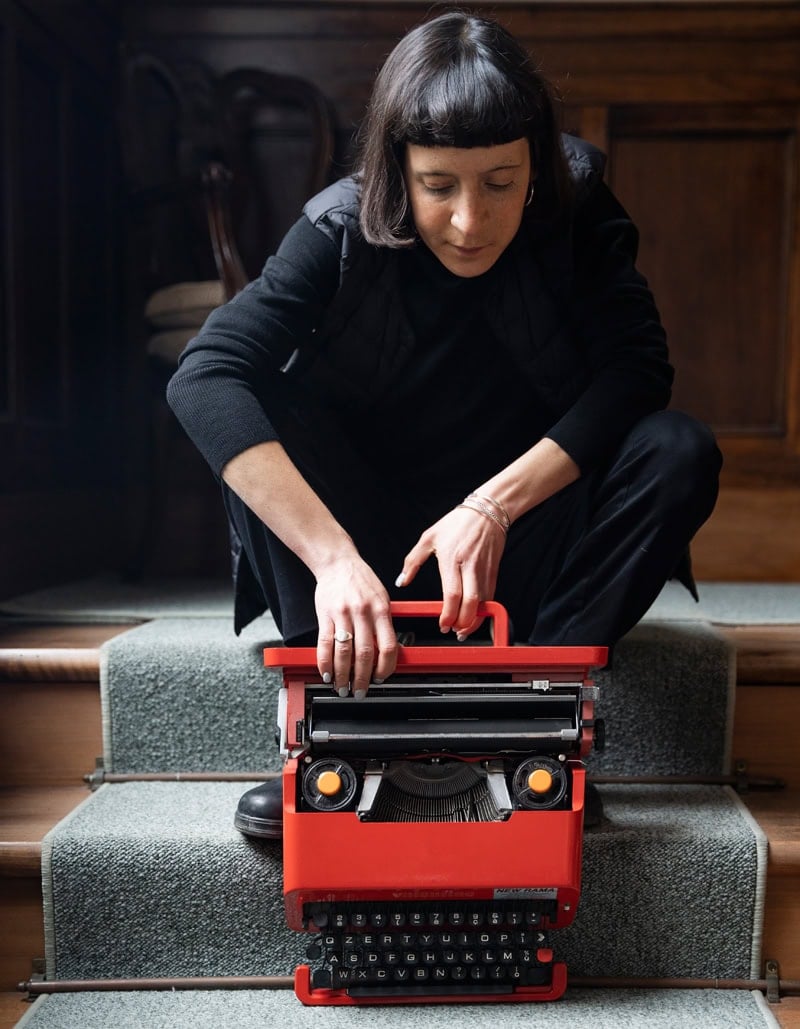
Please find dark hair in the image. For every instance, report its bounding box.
[357,10,571,247]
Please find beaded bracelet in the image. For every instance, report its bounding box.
[458,498,508,535]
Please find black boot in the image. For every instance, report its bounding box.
[234,778,283,839]
[584,781,605,829]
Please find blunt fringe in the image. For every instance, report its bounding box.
[357,10,571,247]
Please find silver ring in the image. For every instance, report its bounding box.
[334,629,354,644]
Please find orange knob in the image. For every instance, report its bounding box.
[527,768,554,794]
[317,770,343,796]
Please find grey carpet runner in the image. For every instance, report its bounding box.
[42,782,764,982]
[27,601,777,1027]
[98,617,734,776]
[16,987,780,1029]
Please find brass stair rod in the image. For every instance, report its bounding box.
[571,976,800,994]
[19,976,293,994]
[19,975,800,996]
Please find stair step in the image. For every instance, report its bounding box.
[41,781,764,982]
[2,618,799,1022]
[1,984,787,1029]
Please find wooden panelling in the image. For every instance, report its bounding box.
[0,22,7,426]
[692,486,800,582]
[0,1,123,596]
[609,113,798,478]
[0,0,796,587]
[16,34,62,427]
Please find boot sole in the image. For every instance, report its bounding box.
[233,811,283,840]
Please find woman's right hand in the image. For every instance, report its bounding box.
[222,441,399,695]
[314,555,398,699]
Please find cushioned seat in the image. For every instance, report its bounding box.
[144,280,225,330]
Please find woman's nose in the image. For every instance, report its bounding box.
[450,191,486,235]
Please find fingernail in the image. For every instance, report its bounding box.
[441,625,451,634]
[373,678,384,685]
[395,573,406,587]
[322,672,332,684]
[456,633,467,642]
[353,689,367,701]
[338,686,349,698]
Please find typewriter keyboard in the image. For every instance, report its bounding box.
[303,901,557,997]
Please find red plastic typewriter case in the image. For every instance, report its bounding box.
[264,601,606,1006]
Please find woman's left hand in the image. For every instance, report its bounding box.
[396,505,507,639]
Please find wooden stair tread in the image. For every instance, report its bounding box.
[0,786,89,876]
[0,623,134,683]
[721,626,800,685]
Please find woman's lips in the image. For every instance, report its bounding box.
[451,244,488,257]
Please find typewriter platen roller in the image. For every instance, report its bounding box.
[264,601,607,1006]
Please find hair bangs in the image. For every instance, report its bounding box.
[396,59,533,149]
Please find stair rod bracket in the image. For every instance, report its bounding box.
[766,960,781,1004]
[84,757,106,791]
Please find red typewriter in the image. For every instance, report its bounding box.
[264,601,606,1006]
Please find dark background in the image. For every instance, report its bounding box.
[2,0,799,597]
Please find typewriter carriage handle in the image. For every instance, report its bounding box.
[389,600,509,646]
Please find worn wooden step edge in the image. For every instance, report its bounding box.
[0,786,91,876]
[724,627,800,685]
[0,624,135,683]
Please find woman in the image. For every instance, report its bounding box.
[167,10,721,838]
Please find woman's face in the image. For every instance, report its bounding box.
[403,138,531,278]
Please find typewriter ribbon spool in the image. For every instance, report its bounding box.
[265,600,607,1006]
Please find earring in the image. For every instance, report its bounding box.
[525,182,535,207]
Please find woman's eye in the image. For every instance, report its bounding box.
[422,183,453,195]
[486,181,514,192]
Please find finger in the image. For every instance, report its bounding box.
[457,566,500,640]
[373,611,399,684]
[395,537,432,589]
[454,569,482,639]
[316,621,335,688]
[438,565,463,634]
[332,625,354,694]
[350,614,375,699]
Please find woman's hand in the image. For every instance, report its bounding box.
[396,505,507,639]
[314,555,398,698]
[222,441,399,698]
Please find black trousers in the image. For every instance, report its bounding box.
[224,402,721,648]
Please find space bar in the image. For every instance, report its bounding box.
[348,983,515,998]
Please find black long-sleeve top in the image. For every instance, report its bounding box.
[167,172,674,509]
